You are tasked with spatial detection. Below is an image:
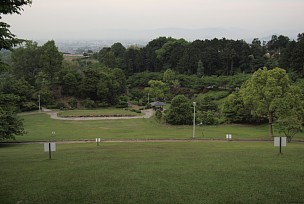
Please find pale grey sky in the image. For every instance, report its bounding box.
[2,0,304,40]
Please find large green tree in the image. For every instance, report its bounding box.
[165,95,192,125]
[0,93,25,140]
[144,80,168,101]
[80,67,126,105]
[240,67,291,138]
[39,40,63,80]
[0,0,32,50]
[11,41,41,84]
[11,40,63,85]
[275,85,304,142]
[0,0,31,140]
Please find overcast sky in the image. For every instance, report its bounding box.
[2,0,304,41]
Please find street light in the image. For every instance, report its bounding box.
[38,94,41,112]
[148,93,150,104]
[193,102,196,139]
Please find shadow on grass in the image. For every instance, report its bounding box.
[0,143,20,148]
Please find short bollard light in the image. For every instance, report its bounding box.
[96,138,101,146]
[226,134,232,141]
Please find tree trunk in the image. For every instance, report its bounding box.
[268,112,273,138]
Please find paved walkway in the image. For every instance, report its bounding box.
[1,138,276,145]
[40,108,154,120]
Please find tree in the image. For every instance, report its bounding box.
[144,80,168,101]
[0,93,25,140]
[0,0,31,140]
[110,42,126,68]
[163,69,176,83]
[222,91,264,124]
[80,67,127,106]
[61,72,78,96]
[11,40,63,85]
[39,40,63,80]
[276,117,302,143]
[80,68,100,100]
[165,95,192,125]
[290,33,304,76]
[0,0,32,50]
[1,77,35,111]
[197,110,218,125]
[240,67,290,138]
[197,60,204,77]
[11,41,41,84]
[275,85,304,142]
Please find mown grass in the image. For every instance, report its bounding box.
[15,113,304,142]
[57,108,142,117]
[1,142,304,203]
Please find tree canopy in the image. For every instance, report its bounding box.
[240,67,292,137]
[0,0,31,140]
[165,95,192,125]
[0,0,32,50]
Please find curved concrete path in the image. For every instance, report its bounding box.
[41,108,154,120]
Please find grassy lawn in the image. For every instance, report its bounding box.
[57,108,142,117]
[1,142,303,203]
[15,113,304,142]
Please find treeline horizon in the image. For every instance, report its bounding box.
[92,33,304,77]
[0,32,303,112]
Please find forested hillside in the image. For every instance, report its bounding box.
[1,33,304,141]
[1,34,304,109]
[96,34,304,77]
[1,1,304,141]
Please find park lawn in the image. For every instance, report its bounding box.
[63,54,84,61]
[57,108,142,117]
[0,142,304,203]
[15,113,304,142]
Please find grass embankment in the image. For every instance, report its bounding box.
[1,142,303,203]
[15,113,304,141]
[57,108,142,117]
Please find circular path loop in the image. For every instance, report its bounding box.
[41,107,154,120]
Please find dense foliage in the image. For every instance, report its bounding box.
[0,0,32,50]
[1,26,304,140]
[0,93,25,140]
[165,95,192,125]
[96,35,304,77]
[0,0,31,140]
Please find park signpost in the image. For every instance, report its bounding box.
[274,137,287,154]
[44,131,56,160]
[96,138,101,146]
[44,142,56,160]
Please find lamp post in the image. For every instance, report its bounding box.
[193,102,196,139]
[38,94,41,112]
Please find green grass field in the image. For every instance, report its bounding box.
[1,142,303,203]
[15,113,304,142]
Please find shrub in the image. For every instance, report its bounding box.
[38,90,55,106]
[81,98,96,109]
[56,102,65,109]
[116,101,128,108]
[197,110,219,125]
[165,95,192,125]
[155,110,162,122]
[20,102,37,112]
[68,98,77,108]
